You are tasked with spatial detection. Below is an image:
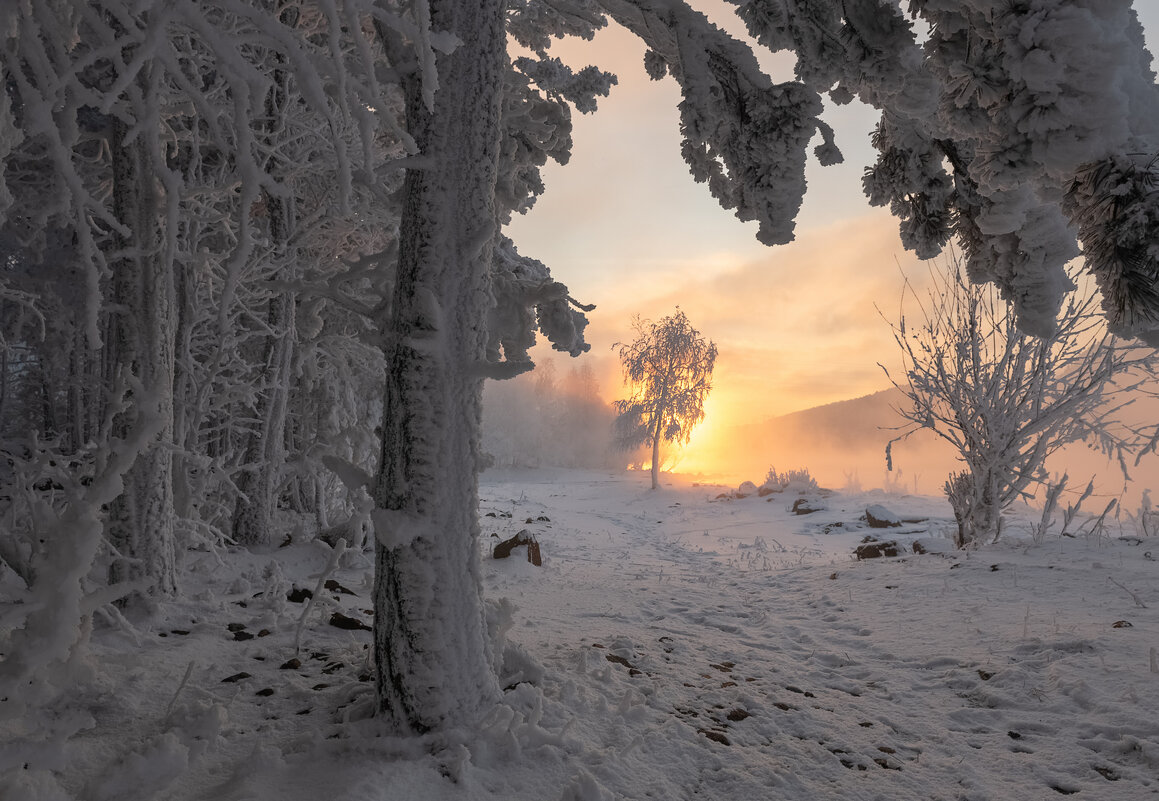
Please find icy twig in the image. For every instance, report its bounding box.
[1108,577,1148,608]
[165,661,197,719]
[294,538,348,654]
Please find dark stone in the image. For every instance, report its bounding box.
[233,630,255,641]
[492,530,543,565]
[865,505,902,528]
[221,672,252,683]
[324,579,356,596]
[286,587,313,603]
[726,708,750,722]
[699,729,731,746]
[280,658,302,670]
[255,688,274,697]
[227,622,247,632]
[792,498,822,515]
[328,612,371,631]
[855,540,899,560]
[605,653,636,669]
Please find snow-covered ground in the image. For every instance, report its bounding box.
[9,469,1159,800]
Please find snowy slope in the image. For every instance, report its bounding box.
[6,470,1159,800]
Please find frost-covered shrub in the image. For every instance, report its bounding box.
[762,467,819,494]
[886,257,1159,549]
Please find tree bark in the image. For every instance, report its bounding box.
[232,7,298,548]
[372,0,505,733]
[650,423,661,490]
[104,79,177,597]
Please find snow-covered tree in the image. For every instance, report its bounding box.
[739,0,1159,339]
[5,0,1159,746]
[613,310,717,490]
[881,256,1159,548]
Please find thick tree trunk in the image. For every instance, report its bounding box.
[372,0,505,733]
[232,11,298,548]
[232,292,294,546]
[232,187,295,546]
[104,99,177,597]
[945,468,1001,548]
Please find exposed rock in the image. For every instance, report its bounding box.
[329,611,371,631]
[280,658,302,670]
[855,538,899,560]
[791,498,824,515]
[493,530,543,565]
[865,504,902,528]
[911,537,953,555]
[699,729,731,746]
[757,483,781,497]
[735,481,758,498]
[605,653,636,669]
[286,586,313,603]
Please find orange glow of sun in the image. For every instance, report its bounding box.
[664,395,742,481]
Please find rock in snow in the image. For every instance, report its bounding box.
[865,504,902,528]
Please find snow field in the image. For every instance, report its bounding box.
[5,469,1159,800]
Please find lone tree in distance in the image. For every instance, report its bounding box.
[613,310,717,490]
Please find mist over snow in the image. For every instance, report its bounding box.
[482,358,629,471]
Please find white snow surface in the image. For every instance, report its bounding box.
[8,469,1159,800]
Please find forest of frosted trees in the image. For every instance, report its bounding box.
[4,0,1159,748]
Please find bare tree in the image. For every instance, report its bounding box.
[613,310,717,490]
[881,256,1159,548]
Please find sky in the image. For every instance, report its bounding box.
[504,2,1159,474]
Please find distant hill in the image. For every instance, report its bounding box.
[693,386,1159,506]
[689,388,955,493]
[733,388,908,450]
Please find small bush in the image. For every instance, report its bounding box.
[763,466,819,493]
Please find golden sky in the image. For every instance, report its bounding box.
[505,3,1159,471]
